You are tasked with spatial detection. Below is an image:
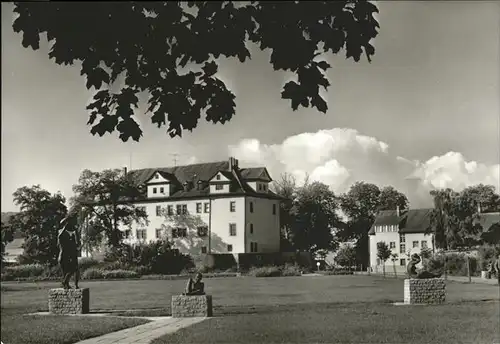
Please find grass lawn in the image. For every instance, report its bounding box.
[2,275,499,344]
[0,314,149,344]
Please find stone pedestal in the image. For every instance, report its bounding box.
[171,295,213,317]
[404,278,445,305]
[480,271,490,279]
[48,288,90,314]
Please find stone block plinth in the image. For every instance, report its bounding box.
[48,288,90,314]
[404,278,445,305]
[171,295,212,317]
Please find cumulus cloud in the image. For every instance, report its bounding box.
[228,128,499,208]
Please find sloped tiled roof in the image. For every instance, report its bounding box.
[368,210,402,235]
[476,212,500,231]
[240,167,272,181]
[399,208,433,234]
[127,161,283,201]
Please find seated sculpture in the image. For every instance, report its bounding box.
[183,273,205,295]
[407,253,442,279]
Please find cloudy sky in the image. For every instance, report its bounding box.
[2,1,499,211]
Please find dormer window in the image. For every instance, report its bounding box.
[154,174,159,179]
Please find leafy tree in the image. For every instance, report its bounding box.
[460,184,500,213]
[1,222,15,263]
[376,241,391,277]
[334,245,357,270]
[428,185,499,251]
[338,182,407,267]
[271,173,298,251]
[289,181,341,253]
[390,253,398,278]
[378,186,408,212]
[9,185,67,265]
[12,1,379,142]
[72,169,148,249]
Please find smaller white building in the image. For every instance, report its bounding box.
[369,208,435,273]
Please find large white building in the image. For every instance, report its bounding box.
[368,208,435,273]
[113,157,282,256]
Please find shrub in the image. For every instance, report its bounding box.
[131,265,151,275]
[281,264,302,276]
[101,261,130,271]
[4,263,46,278]
[103,269,139,279]
[320,270,354,275]
[82,267,105,280]
[477,244,499,271]
[78,257,100,272]
[248,266,282,277]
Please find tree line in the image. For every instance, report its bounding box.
[1,168,499,267]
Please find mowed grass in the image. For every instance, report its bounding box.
[0,314,149,344]
[2,275,500,344]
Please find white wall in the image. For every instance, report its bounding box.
[369,230,434,270]
[147,183,170,198]
[245,196,280,253]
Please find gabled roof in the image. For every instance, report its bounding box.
[240,167,273,182]
[369,208,433,235]
[127,161,284,201]
[144,170,176,184]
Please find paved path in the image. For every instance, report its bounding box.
[359,271,499,285]
[74,316,208,344]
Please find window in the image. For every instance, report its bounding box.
[412,241,419,248]
[176,204,182,215]
[258,184,262,191]
[182,204,187,215]
[249,223,254,234]
[196,203,202,213]
[215,184,224,190]
[160,187,164,194]
[124,230,131,239]
[197,226,208,237]
[154,174,159,179]
[421,241,427,249]
[390,242,396,249]
[156,205,162,216]
[400,259,406,266]
[216,174,221,180]
[204,202,210,213]
[230,201,236,212]
[153,187,157,194]
[272,204,276,215]
[400,243,406,253]
[136,229,147,240]
[137,206,146,213]
[172,227,187,238]
[399,234,406,243]
[167,205,173,216]
[227,244,233,252]
[250,242,258,253]
[201,246,207,254]
[250,202,254,213]
[155,228,163,239]
[263,185,267,191]
[229,223,237,236]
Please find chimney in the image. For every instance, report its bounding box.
[396,205,400,217]
[229,157,239,171]
[123,166,128,177]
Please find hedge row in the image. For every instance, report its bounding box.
[247,264,302,277]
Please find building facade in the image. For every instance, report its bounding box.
[113,157,282,256]
[368,208,435,273]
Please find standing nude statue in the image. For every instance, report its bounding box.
[58,209,81,289]
[407,253,442,279]
[183,273,205,295]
